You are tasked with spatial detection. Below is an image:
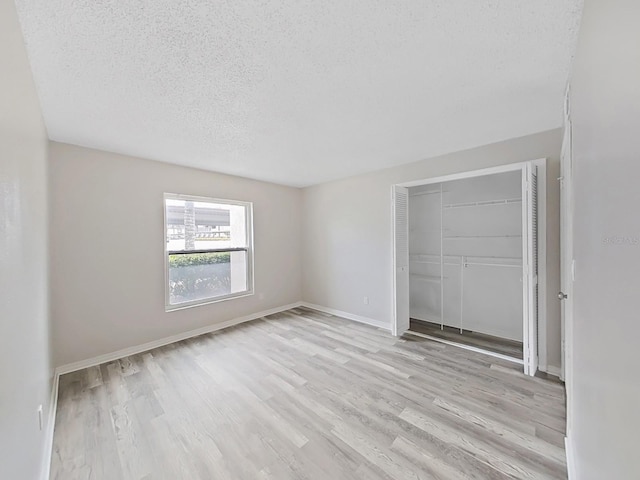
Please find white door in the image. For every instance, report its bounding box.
[522,163,539,376]
[393,185,410,336]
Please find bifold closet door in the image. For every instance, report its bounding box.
[393,185,410,336]
[400,162,540,376]
[522,164,539,375]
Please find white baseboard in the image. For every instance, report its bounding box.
[539,364,562,379]
[55,302,303,376]
[546,365,562,378]
[299,302,391,331]
[41,369,59,480]
[565,436,576,479]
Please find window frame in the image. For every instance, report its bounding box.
[163,193,254,312]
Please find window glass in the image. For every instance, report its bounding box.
[164,195,252,309]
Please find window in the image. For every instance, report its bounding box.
[164,193,253,310]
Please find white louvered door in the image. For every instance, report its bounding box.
[522,163,539,376]
[393,185,410,336]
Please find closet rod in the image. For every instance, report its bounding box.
[412,260,467,266]
[412,260,520,268]
[409,190,447,198]
[411,254,521,260]
[443,235,522,239]
[443,198,521,209]
[464,262,521,268]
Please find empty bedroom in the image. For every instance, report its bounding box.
[2,0,639,479]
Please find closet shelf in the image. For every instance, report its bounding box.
[443,235,522,239]
[412,254,521,259]
[464,262,521,269]
[443,198,521,209]
[409,190,450,198]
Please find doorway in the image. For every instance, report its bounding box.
[392,161,546,376]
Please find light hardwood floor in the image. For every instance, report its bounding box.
[409,319,524,359]
[51,307,567,479]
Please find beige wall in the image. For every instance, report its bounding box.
[49,142,302,367]
[0,1,52,478]
[569,0,640,477]
[302,129,563,370]
[50,131,563,372]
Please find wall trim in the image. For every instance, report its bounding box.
[299,302,391,331]
[543,364,562,378]
[565,436,576,479]
[41,370,59,480]
[55,302,302,375]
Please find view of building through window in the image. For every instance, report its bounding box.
[165,195,252,308]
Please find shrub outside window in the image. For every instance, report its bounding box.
[164,193,253,310]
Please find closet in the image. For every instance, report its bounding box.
[393,161,542,374]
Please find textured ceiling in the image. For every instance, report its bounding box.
[16,0,583,187]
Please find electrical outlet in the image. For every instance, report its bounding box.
[363,296,369,305]
[37,405,43,431]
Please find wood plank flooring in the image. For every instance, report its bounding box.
[410,319,524,359]
[50,307,567,479]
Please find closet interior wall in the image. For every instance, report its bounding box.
[408,171,523,342]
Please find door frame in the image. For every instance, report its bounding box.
[391,160,547,376]
[560,91,574,432]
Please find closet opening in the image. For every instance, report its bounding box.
[392,161,546,376]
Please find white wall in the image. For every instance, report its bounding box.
[569,0,640,477]
[302,129,563,369]
[49,142,302,367]
[0,1,52,479]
